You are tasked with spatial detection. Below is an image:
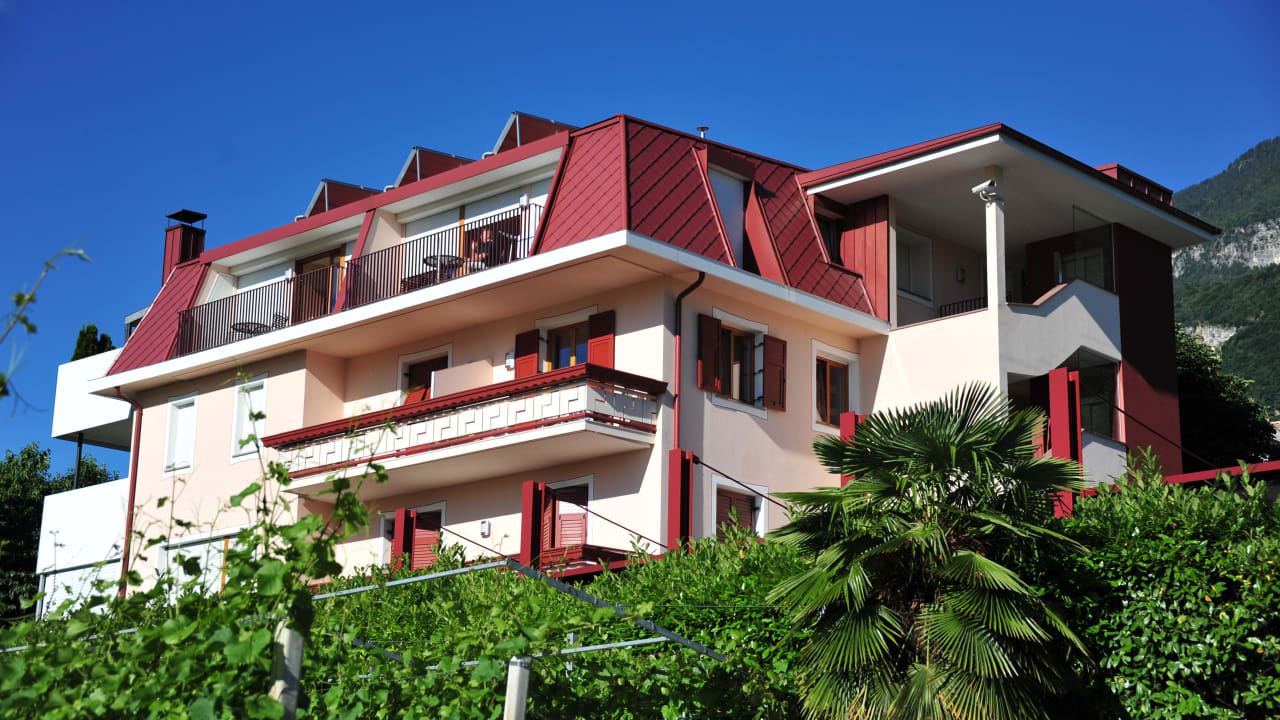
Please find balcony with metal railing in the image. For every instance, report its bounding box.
[174,204,542,357]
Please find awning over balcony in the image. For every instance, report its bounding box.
[262,363,665,501]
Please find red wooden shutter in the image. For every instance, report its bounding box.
[697,314,722,391]
[732,494,757,532]
[540,487,555,552]
[410,511,442,571]
[586,310,615,368]
[391,508,411,568]
[554,486,588,547]
[514,329,540,378]
[762,334,786,410]
[715,490,733,539]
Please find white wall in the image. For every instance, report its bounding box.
[51,349,133,449]
[36,479,129,616]
[1000,280,1122,379]
[1082,432,1128,487]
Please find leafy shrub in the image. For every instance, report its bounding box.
[1055,453,1280,719]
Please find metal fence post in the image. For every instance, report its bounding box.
[270,620,304,720]
[503,656,532,720]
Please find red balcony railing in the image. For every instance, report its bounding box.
[176,264,341,356]
[343,204,541,310]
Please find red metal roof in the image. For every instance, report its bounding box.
[538,119,627,251]
[494,112,577,154]
[108,262,207,375]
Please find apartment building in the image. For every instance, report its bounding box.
[45,111,1219,596]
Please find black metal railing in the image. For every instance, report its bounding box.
[344,204,541,310]
[937,295,988,318]
[176,264,342,356]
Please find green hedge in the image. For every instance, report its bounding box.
[1055,457,1280,719]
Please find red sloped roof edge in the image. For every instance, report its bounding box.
[107,262,208,375]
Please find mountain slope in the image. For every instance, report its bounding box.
[1172,135,1280,416]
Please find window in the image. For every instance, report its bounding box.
[404,356,448,403]
[1078,364,1117,438]
[546,321,589,371]
[715,488,759,539]
[896,231,932,301]
[1056,248,1105,288]
[698,311,786,415]
[384,503,445,569]
[708,169,747,267]
[163,531,244,597]
[817,215,842,264]
[164,393,197,472]
[718,326,757,404]
[542,477,591,551]
[815,357,849,426]
[231,375,266,458]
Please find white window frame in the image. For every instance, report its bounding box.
[548,475,594,547]
[710,307,768,420]
[377,501,446,564]
[163,391,198,475]
[896,228,934,305]
[397,344,452,405]
[811,340,860,435]
[230,374,268,463]
[711,474,769,537]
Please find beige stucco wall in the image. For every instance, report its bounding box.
[678,286,864,538]
[862,307,1002,413]
[896,235,985,328]
[361,208,404,255]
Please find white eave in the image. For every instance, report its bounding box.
[87,231,888,396]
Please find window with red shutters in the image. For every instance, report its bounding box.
[715,488,757,540]
[409,510,442,571]
[403,355,449,404]
[540,483,589,550]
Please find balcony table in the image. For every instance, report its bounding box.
[423,253,464,282]
[230,321,270,336]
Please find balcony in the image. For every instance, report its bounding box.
[174,204,542,357]
[262,363,665,500]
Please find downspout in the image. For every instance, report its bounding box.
[113,387,143,597]
[671,272,705,448]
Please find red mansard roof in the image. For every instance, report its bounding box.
[109,262,207,375]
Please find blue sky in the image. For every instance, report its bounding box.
[0,1,1277,477]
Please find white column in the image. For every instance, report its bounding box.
[983,165,1006,308]
[887,196,899,326]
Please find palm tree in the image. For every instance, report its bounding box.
[768,384,1087,720]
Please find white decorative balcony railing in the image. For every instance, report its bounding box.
[262,364,665,479]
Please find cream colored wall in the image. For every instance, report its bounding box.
[340,280,670,417]
[361,209,403,255]
[861,308,1002,413]
[931,236,985,312]
[679,287,863,538]
[303,351,346,426]
[130,352,311,578]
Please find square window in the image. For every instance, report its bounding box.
[817,216,842,264]
[717,326,758,404]
[896,231,933,300]
[546,321,589,371]
[404,355,448,404]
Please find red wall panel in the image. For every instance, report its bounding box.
[1114,224,1182,474]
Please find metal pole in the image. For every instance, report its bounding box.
[502,656,531,720]
[74,432,83,489]
[269,621,303,720]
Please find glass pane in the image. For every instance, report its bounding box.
[573,327,588,367]
[829,365,847,419]
[815,359,829,423]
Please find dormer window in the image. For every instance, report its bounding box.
[708,168,748,268]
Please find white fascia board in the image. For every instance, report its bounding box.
[86,232,632,395]
[620,231,891,335]
[998,135,1216,245]
[90,229,888,394]
[805,135,1004,195]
